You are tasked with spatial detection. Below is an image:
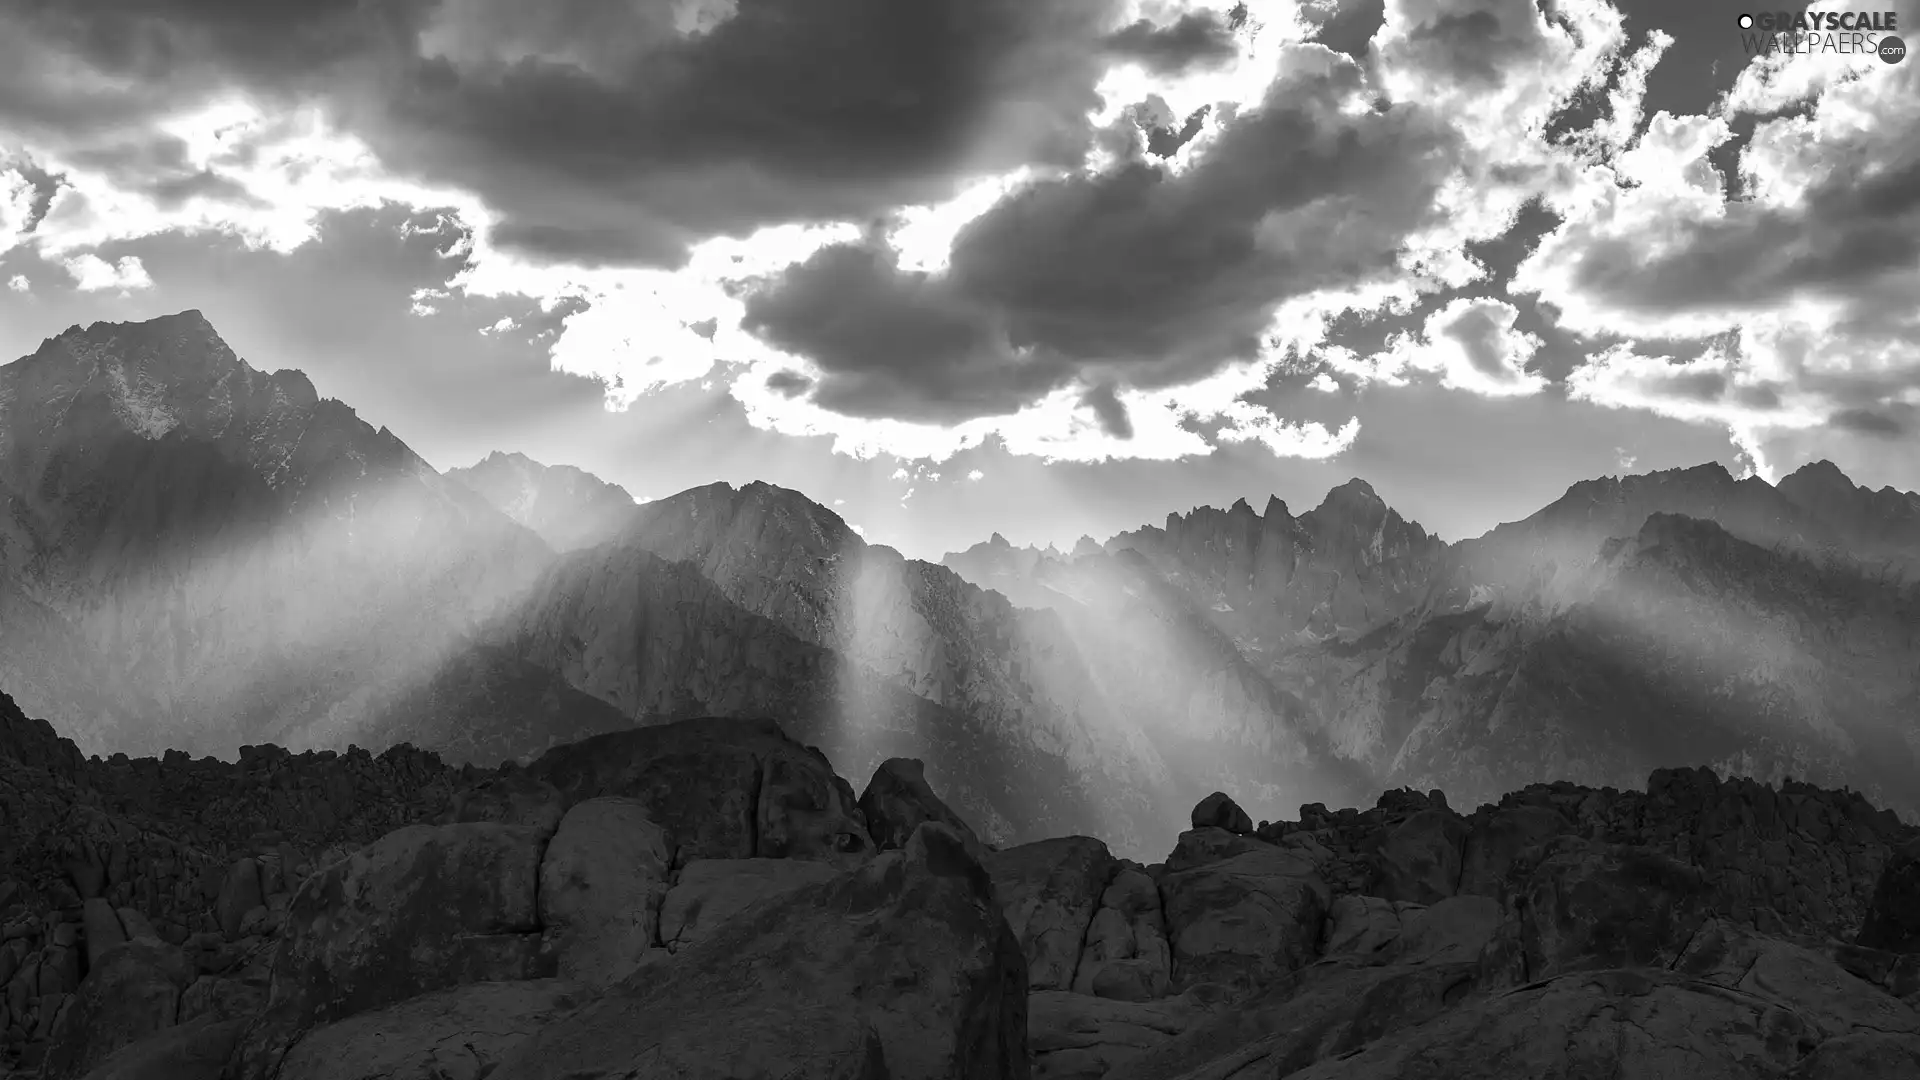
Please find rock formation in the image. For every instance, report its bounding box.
[2,687,1917,1079]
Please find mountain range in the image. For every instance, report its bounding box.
[1,310,1915,859]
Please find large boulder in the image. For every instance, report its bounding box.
[985,836,1117,992]
[523,716,872,869]
[657,857,842,953]
[1502,841,1712,983]
[860,757,986,857]
[1027,991,1207,1080]
[536,797,671,987]
[1373,809,1467,905]
[72,1017,245,1080]
[1278,969,1823,1079]
[42,940,196,1080]
[1072,864,1172,1002]
[1456,804,1570,897]
[272,980,589,1080]
[1158,844,1329,994]
[1190,792,1254,836]
[487,823,1028,1080]
[227,821,552,1080]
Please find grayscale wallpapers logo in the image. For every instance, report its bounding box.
[1736,10,1905,62]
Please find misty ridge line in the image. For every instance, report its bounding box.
[0,309,1917,864]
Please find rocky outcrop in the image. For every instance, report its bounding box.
[446,451,642,554]
[4,688,1920,1080]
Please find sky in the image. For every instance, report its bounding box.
[1,0,1916,560]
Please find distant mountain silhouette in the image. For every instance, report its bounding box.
[2,309,1915,859]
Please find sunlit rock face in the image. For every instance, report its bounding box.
[0,311,552,758]
[944,465,1920,829]
[446,451,643,553]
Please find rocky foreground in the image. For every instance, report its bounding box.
[0,691,1917,1079]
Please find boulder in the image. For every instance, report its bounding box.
[985,836,1117,991]
[42,940,196,1080]
[1027,990,1206,1080]
[537,797,671,987]
[658,857,842,952]
[1323,895,1417,959]
[1072,864,1172,1002]
[228,821,552,1080]
[72,1017,245,1080]
[1278,969,1822,1079]
[1505,841,1712,983]
[1673,920,1920,1041]
[273,979,589,1080]
[487,823,1027,1080]
[1190,792,1254,836]
[524,716,872,869]
[214,859,263,941]
[860,757,987,857]
[80,898,127,968]
[1159,844,1329,994]
[449,770,567,838]
[1374,809,1467,905]
[1164,827,1267,873]
[1456,804,1570,897]
[1857,838,1920,954]
[1102,957,1481,1080]
[1792,1032,1920,1080]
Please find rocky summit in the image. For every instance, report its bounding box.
[1,690,1917,1080]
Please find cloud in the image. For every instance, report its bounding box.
[1389,297,1548,397]
[63,252,153,291]
[739,47,1458,426]
[1104,10,1241,74]
[6,274,27,293]
[967,469,985,481]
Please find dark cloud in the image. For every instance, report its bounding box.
[1306,0,1387,59]
[1439,304,1519,380]
[1081,383,1134,438]
[765,370,813,398]
[1104,12,1239,73]
[2,0,1135,268]
[1827,407,1909,437]
[739,49,1458,424]
[1558,150,1920,315]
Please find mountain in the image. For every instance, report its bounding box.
[0,311,552,757]
[943,464,1920,824]
[446,450,643,552]
[386,480,1370,854]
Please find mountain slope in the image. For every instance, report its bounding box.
[943,464,1920,824]
[447,450,643,552]
[0,311,553,756]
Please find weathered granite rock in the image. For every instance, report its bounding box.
[1190,792,1254,836]
[1072,864,1171,1002]
[1456,804,1569,897]
[860,757,987,857]
[1027,990,1209,1080]
[523,717,872,869]
[1323,894,1418,958]
[1502,840,1712,983]
[657,857,842,953]
[986,836,1117,992]
[536,797,670,987]
[227,821,552,1080]
[1159,843,1329,994]
[273,979,589,1080]
[42,940,195,1080]
[1373,809,1467,905]
[447,770,567,839]
[71,1017,245,1080]
[1280,969,1825,1079]
[486,823,1027,1080]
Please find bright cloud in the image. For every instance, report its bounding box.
[62,253,152,292]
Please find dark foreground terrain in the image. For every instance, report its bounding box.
[0,687,1916,1080]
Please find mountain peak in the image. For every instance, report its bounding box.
[1781,459,1855,490]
